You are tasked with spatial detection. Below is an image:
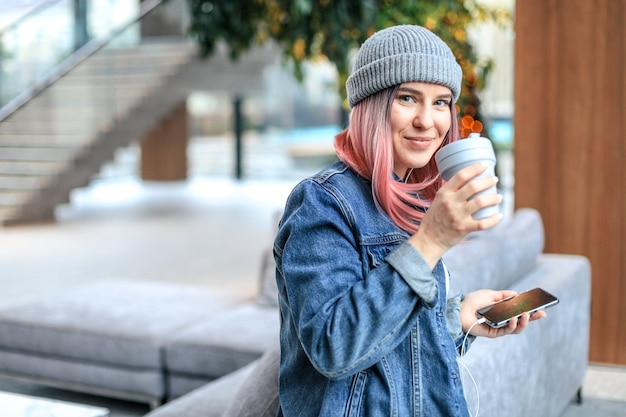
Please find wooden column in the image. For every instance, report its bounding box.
[140,102,188,181]
[514,0,626,364]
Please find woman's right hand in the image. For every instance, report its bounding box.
[408,161,502,268]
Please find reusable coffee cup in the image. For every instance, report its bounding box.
[434,133,499,220]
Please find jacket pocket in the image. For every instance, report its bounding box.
[344,370,368,417]
[364,238,403,270]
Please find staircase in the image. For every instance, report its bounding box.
[0,34,279,226]
[0,39,192,225]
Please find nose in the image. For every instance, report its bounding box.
[413,105,434,129]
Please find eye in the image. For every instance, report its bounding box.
[397,94,416,104]
[434,98,450,107]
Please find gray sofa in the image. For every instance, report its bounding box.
[0,208,590,417]
[0,280,253,407]
[145,207,591,417]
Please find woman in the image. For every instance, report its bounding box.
[274,25,543,416]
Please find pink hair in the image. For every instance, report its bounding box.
[334,85,460,234]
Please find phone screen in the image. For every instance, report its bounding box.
[476,288,559,328]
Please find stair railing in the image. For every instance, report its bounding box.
[0,0,169,122]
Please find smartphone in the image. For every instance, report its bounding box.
[476,288,559,328]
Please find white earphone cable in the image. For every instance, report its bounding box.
[459,317,486,417]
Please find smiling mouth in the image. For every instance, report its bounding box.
[407,137,433,145]
[407,136,433,142]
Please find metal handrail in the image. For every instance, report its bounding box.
[0,0,65,35]
[0,0,167,122]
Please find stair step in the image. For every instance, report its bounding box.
[0,206,17,220]
[0,147,79,162]
[0,190,30,206]
[72,53,191,78]
[7,103,136,119]
[85,42,193,62]
[0,112,116,135]
[27,84,151,101]
[4,102,138,129]
[73,53,190,71]
[0,175,51,191]
[1,112,113,124]
[0,122,104,136]
[0,134,93,147]
[70,64,186,78]
[0,160,66,176]
[55,74,166,89]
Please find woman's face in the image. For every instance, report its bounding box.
[390,82,452,179]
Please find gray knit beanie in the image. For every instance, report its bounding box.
[346,25,462,108]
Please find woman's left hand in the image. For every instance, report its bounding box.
[460,289,547,338]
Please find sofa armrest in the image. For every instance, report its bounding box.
[144,360,257,417]
[460,253,591,417]
[145,345,280,417]
[222,345,280,417]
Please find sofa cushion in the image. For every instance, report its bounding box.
[164,303,280,381]
[256,247,279,307]
[0,280,242,370]
[256,211,282,307]
[445,208,545,295]
[0,350,164,401]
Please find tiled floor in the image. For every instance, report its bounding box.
[0,135,624,416]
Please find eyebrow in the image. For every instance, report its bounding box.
[398,86,452,100]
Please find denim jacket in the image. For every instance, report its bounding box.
[274,161,470,417]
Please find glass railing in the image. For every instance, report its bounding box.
[0,0,185,121]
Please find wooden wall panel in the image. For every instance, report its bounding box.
[622,0,626,366]
[515,0,625,364]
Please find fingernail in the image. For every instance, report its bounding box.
[497,194,504,202]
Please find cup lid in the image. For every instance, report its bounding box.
[435,136,496,167]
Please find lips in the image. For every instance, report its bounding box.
[405,137,433,150]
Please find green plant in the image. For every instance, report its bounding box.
[184,0,511,134]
